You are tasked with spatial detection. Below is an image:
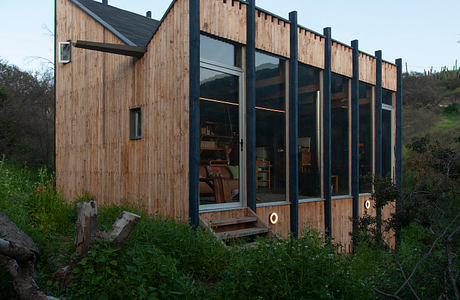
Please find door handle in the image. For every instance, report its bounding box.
[240,139,244,152]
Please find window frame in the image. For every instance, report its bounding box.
[129,107,142,140]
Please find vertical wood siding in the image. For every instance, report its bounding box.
[382,62,397,91]
[56,0,189,220]
[255,10,290,58]
[200,0,247,44]
[331,41,353,78]
[298,28,325,69]
[359,53,377,85]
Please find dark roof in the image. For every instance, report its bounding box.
[71,0,160,47]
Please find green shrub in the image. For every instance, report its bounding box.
[216,228,375,300]
[69,240,202,299]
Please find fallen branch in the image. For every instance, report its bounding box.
[0,212,59,300]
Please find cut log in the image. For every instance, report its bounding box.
[107,211,141,248]
[0,212,59,300]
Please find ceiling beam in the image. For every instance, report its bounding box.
[73,40,146,58]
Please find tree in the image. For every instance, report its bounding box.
[0,61,54,167]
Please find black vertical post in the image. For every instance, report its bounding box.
[395,58,403,245]
[323,27,332,238]
[246,0,256,212]
[351,40,359,246]
[375,50,382,234]
[54,0,57,176]
[189,0,200,228]
[289,11,299,237]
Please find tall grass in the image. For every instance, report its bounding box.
[0,158,381,299]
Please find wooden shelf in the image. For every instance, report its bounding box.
[201,147,225,151]
[201,135,233,139]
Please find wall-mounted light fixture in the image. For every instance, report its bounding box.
[58,41,71,64]
[269,212,278,225]
[364,200,371,210]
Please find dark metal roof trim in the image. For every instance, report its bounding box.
[70,0,136,46]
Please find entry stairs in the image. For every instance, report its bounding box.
[199,208,275,245]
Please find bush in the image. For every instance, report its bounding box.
[216,228,375,300]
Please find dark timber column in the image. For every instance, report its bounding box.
[189,0,200,228]
[54,0,57,177]
[246,0,256,212]
[351,40,359,244]
[289,11,299,237]
[395,58,403,245]
[323,27,332,237]
[374,50,383,233]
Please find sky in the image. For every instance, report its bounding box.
[0,0,459,74]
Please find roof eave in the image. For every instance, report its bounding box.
[70,0,137,46]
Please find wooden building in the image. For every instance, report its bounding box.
[55,0,403,250]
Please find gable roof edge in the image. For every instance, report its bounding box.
[70,0,137,46]
[145,0,178,48]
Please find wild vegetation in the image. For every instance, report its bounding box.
[0,62,459,299]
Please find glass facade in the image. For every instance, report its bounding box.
[298,63,321,199]
[382,89,393,179]
[359,83,373,193]
[199,35,242,206]
[331,74,349,196]
[255,51,286,203]
[197,34,395,207]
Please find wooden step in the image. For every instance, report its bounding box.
[209,216,257,228]
[216,227,270,240]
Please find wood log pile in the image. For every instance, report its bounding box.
[0,201,140,299]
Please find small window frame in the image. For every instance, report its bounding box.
[58,41,71,64]
[129,107,142,140]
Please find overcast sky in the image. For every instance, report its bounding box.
[0,0,459,74]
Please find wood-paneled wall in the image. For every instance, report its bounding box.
[331,41,353,78]
[382,61,397,91]
[200,0,247,44]
[255,10,290,58]
[298,28,324,69]
[299,201,325,235]
[359,53,377,85]
[56,0,190,220]
[256,204,291,237]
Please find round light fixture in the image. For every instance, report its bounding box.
[364,200,371,210]
[269,212,279,224]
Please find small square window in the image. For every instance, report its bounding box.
[59,41,71,64]
[130,107,142,140]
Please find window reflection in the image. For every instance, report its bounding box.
[359,83,372,193]
[298,63,321,199]
[331,74,349,196]
[382,89,393,178]
[255,52,286,203]
[200,34,240,67]
[199,35,241,206]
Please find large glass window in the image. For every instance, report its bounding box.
[298,63,321,199]
[359,83,373,193]
[331,74,349,196]
[199,35,242,207]
[382,89,393,179]
[255,51,286,203]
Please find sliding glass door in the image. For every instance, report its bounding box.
[199,35,244,209]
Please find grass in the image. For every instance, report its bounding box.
[0,158,381,299]
[434,111,460,131]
